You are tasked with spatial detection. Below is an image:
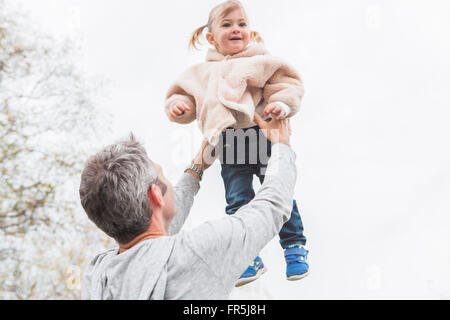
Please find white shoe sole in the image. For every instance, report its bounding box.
[287,271,309,281]
[235,267,268,287]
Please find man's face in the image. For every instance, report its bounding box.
[153,162,177,221]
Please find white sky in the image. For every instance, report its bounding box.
[15,0,450,299]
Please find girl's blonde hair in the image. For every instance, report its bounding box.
[189,0,263,49]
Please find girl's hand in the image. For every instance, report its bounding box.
[263,103,286,120]
[169,102,191,122]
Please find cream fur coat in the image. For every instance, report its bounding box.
[165,44,304,144]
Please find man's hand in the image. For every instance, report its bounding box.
[169,102,191,122]
[254,112,291,147]
[263,103,286,120]
[188,140,218,180]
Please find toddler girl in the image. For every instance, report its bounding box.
[165,0,309,287]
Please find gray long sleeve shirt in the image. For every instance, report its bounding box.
[81,143,297,300]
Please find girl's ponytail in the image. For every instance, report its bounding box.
[189,25,208,49]
[252,31,264,44]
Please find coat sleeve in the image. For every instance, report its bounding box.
[165,71,197,124]
[263,62,304,118]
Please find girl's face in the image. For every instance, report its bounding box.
[207,8,252,56]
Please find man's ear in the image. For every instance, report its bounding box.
[206,32,215,46]
[148,184,164,208]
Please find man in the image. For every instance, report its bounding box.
[79,113,297,299]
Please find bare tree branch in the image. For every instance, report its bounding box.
[0,0,113,299]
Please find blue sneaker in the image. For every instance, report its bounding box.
[235,256,267,287]
[285,244,309,281]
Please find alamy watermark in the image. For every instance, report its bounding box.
[66,265,82,291]
[366,265,382,291]
[192,127,283,175]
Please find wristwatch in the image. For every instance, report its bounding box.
[185,164,203,180]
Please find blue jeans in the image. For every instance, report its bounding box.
[219,126,307,248]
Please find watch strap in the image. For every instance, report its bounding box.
[185,164,203,180]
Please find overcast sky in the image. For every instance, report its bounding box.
[15,0,450,299]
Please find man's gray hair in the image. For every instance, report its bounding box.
[79,134,158,244]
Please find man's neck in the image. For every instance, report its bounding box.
[118,231,166,254]
[118,211,168,254]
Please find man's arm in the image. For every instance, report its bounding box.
[184,115,296,290]
[185,143,296,288]
[168,173,200,236]
[168,140,216,236]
